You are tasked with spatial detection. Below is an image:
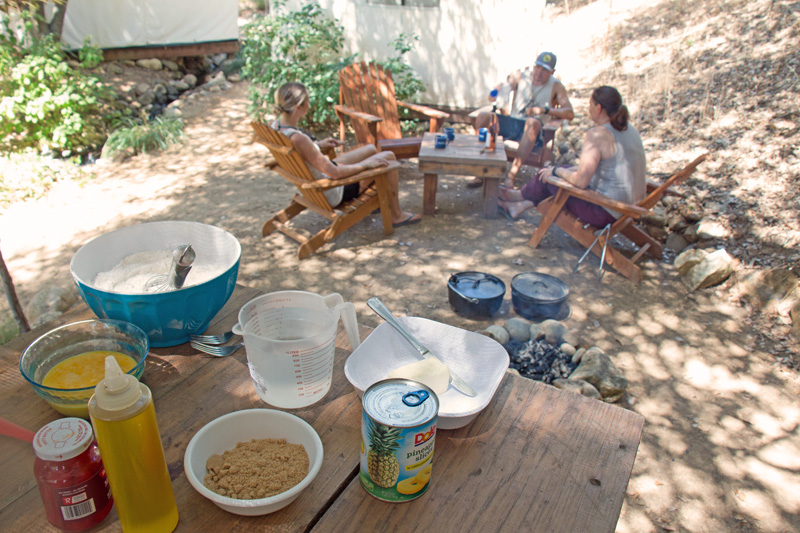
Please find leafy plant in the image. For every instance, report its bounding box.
[102,115,185,158]
[240,2,427,130]
[0,10,118,156]
[78,37,103,69]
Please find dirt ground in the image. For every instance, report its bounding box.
[2,0,800,531]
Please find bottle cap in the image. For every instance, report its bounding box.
[489,88,499,98]
[33,418,93,462]
[92,356,142,412]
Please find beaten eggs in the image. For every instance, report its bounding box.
[42,351,136,389]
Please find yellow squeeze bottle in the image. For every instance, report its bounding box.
[88,356,179,532]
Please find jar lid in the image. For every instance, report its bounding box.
[33,418,93,462]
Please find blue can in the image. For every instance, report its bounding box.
[435,134,447,149]
[443,127,455,142]
[478,128,488,142]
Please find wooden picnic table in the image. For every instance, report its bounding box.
[0,283,644,532]
[419,132,509,219]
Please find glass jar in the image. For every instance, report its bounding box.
[33,418,113,531]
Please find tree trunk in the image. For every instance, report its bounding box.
[48,0,68,40]
[0,244,30,335]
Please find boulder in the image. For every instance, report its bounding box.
[683,249,736,291]
[504,317,532,342]
[667,213,688,232]
[684,223,700,243]
[674,248,707,276]
[696,219,729,240]
[183,74,198,87]
[541,319,566,345]
[136,58,163,71]
[736,268,798,312]
[480,325,509,345]
[162,59,180,71]
[553,378,601,399]
[643,206,668,227]
[559,343,576,356]
[569,347,628,402]
[529,323,545,341]
[572,347,585,364]
[666,233,689,254]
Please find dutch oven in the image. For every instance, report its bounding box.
[447,272,506,319]
[511,272,569,321]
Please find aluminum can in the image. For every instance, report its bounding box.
[360,379,438,502]
[478,128,488,142]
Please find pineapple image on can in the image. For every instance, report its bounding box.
[360,379,439,502]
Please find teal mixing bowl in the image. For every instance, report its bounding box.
[70,221,241,347]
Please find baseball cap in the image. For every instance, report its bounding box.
[535,52,557,72]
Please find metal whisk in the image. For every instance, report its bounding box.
[144,244,196,293]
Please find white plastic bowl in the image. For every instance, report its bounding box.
[345,317,509,429]
[183,409,323,516]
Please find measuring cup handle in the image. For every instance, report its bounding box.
[322,293,344,307]
[232,323,244,336]
[335,301,360,350]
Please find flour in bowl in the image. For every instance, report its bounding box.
[92,250,224,294]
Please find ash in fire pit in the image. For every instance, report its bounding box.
[505,338,578,384]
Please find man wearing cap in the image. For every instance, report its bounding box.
[468,52,574,189]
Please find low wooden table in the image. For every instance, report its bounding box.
[418,132,509,219]
[0,284,644,532]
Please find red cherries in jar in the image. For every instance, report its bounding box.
[33,418,113,531]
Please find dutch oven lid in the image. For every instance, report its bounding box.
[448,272,505,299]
[511,272,569,303]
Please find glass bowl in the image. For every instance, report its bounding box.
[20,319,149,418]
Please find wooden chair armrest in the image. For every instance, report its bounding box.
[396,101,450,119]
[333,104,383,124]
[300,161,401,190]
[544,175,651,218]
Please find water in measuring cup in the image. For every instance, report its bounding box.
[245,308,336,409]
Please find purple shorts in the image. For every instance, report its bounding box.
[520,178,616,228]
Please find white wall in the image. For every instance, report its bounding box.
[280,0,547,108]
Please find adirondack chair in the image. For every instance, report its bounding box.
[335,62,450,159]
[250,121,399,259]
[528,153,709,282]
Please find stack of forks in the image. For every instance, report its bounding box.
[189,331,243,357]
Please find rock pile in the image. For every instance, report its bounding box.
[480,317,628,402]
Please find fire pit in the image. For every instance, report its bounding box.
[505,338,577,384]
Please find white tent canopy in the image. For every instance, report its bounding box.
[59,0,238,50]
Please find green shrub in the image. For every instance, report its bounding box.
[78,37,103,69]
[0,11,117,156]
[241,2,427,130]
[102,115,185,158]
[241,2,352,127]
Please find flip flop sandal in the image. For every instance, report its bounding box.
[393,214,422,228]
[497,203,516,221]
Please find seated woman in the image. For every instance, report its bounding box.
[271,82,421,227]
[498,85,645,227]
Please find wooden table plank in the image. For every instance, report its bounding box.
[418,132,509,219]
[312,371,643,533]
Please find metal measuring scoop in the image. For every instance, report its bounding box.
[144,244,196,293]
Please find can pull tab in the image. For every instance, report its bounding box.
[402,390,430,407]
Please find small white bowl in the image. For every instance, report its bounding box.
[345,317,509,429]
[183,409,323,516]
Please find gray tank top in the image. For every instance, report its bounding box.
[589,123,646,217]
[511,74,557,123]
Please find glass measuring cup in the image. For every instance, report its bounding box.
[232,291,360,409]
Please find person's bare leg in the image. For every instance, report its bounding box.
[507,118,542,187]
[498,186,524,202]
[367,151,419,225]
[334,144,378,165]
